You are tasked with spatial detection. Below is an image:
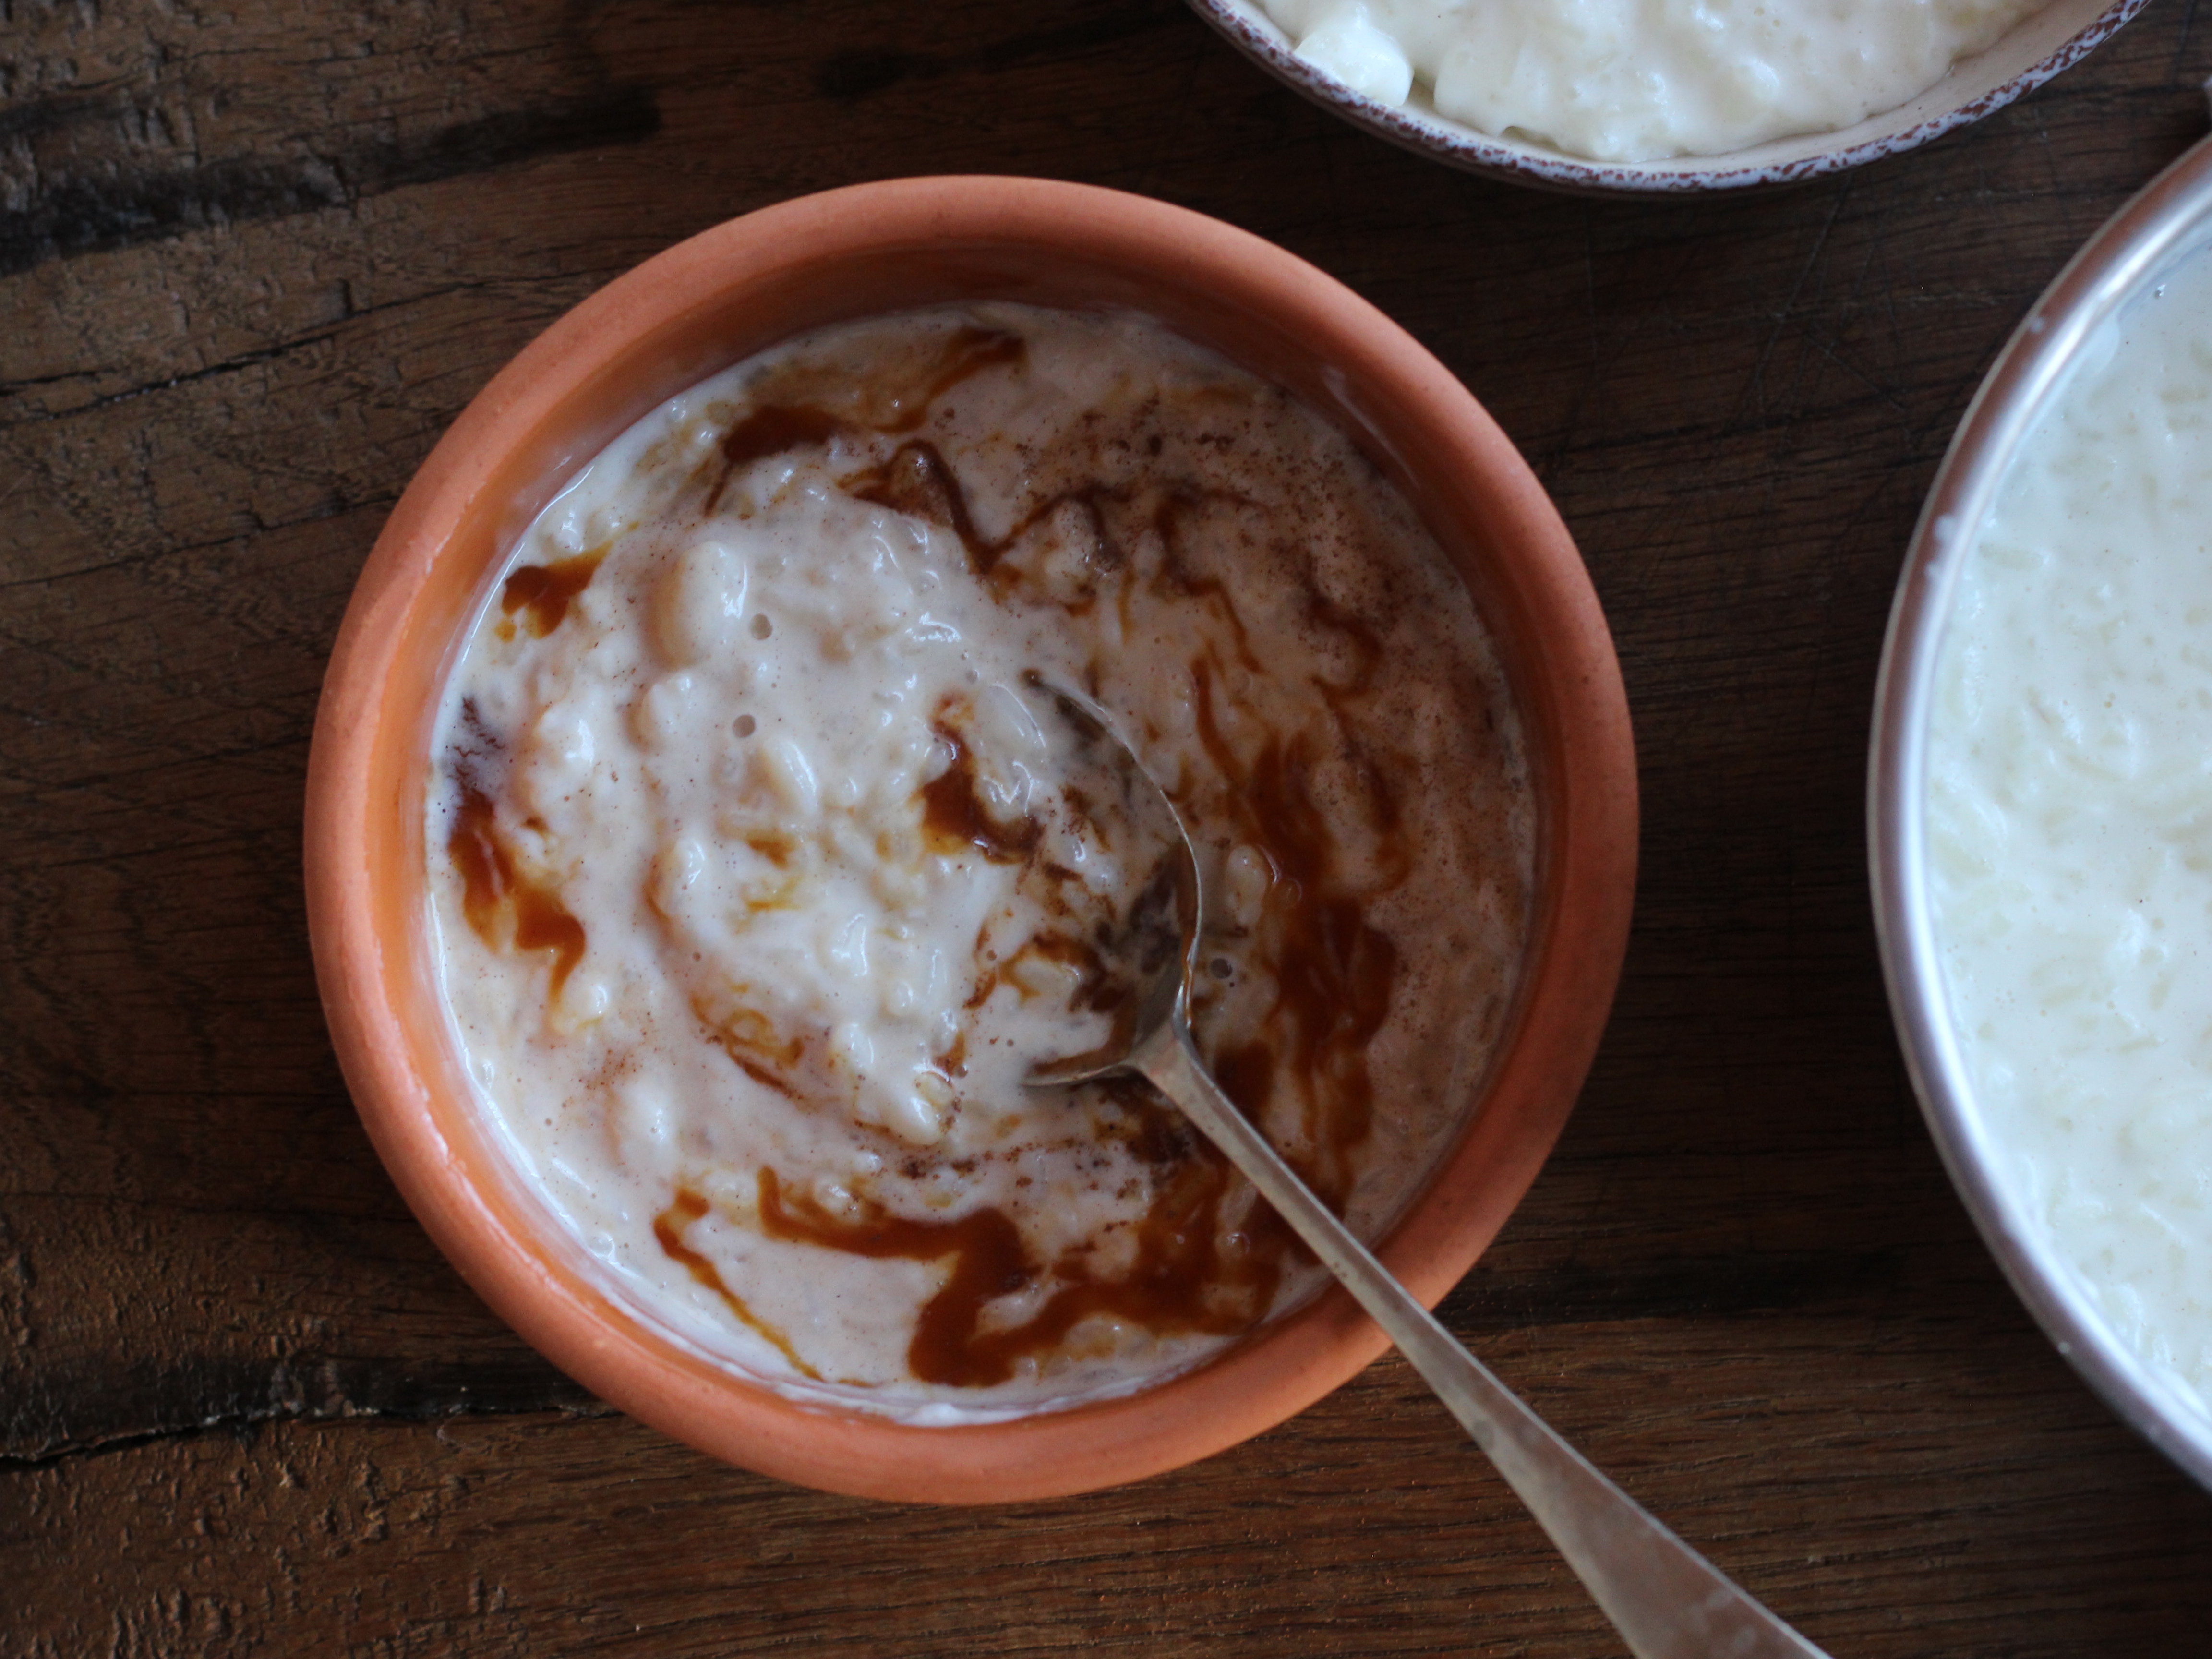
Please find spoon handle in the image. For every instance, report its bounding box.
[1135,1020,1833,1659]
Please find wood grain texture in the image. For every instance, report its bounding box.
[6,0,2212,1652]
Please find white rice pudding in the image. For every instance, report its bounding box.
[1927,252,2212,1419]
[1259,0,2048,162]
[429,304,1533,1420]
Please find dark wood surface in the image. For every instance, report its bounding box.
[7,1,2212,1653]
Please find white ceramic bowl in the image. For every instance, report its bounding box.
[1190,0,2144,194]
[1870,131,2212,1492]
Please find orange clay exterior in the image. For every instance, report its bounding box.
[302,176,1637,1503]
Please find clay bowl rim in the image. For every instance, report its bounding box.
[303,174,1638,1505]
[1187,0,2147,196]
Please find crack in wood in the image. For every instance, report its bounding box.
[0,1252,1900,1467]
[0,87,660,278]
[4,1354,610,1467]
[0,279,506,432]
[2,1391,617,1472]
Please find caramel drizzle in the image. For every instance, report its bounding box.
[693,996,807,1101]
[705,322,1138,602]
[448,781,588,998]
[705,406,845,512]
[1188,653,1401,1207]
[918,720,1044,864]
[653,1189,820,1379]
[500,549,607,638]
[702,326,1028,513]
[755,1124,1289,1388]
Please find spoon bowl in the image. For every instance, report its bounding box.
[1019,677,1201,1089]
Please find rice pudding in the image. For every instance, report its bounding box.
[1257,0,2050,162]
[429,304,1532,1421]
[1927,251,2212,1420]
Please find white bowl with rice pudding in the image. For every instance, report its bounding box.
[1191,0,2144,192]
[1874,132,2212,1491]
[305,176,1637,1501]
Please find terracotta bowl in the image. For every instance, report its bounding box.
[1190,0,2145,194]
[304,175,1638,1503]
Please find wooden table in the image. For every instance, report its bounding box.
[7,1,2212,1652]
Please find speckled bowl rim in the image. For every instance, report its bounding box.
[304,175,1638,1504]
[1189,0,2146,195]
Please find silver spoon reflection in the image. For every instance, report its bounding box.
[1023,678,1832,1659]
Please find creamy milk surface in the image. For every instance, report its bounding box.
[429,305,1533,1421]
[1259,0,2047,161]
[1927,252,2212,1421]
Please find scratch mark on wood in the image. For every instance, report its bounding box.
[5,1353,609,1467]
[0,88,660,277]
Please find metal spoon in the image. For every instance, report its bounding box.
[1025,680,1832,1659]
